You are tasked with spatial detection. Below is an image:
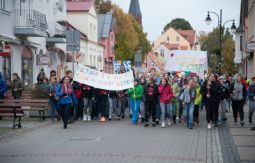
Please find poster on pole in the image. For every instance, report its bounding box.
[74,64,134,90]
[164,50,208,79]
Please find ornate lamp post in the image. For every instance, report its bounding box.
[205,9,236,74]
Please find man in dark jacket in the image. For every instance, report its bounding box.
[247,76,255,126]
[11,73,24,99]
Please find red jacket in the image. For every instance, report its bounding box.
[158,84,173,103]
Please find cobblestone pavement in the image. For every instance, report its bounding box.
[0,108,253,163]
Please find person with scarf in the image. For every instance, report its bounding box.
[144,77,158,127]
[139,77,147,123]
[56,77,77,129]
[48,76,60,122]
[158,78,173,128]
[127,78,143,125]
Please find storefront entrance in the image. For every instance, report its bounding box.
[22,46,33,87]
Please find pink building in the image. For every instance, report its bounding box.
[98,12,116,74]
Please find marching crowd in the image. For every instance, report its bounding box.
[0,68,255,131]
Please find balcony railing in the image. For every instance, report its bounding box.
[14,9,48,37]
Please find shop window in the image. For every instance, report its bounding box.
[2,56,11,81]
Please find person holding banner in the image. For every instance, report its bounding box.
[97,88,108,122]
[56,77,77,129]
[81,84,94,121]
[127,78,144,125]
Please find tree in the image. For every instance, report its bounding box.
[163,18,193,32]
[95,0,112,14]
[112,5,151,62]
[200,28,236,74]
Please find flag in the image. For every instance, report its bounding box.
[123,61,132,72]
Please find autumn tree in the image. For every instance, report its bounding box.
[200,28,236,74]
[164,18,193,32]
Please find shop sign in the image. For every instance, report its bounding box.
[246,42,255,51]
[0,41,11,57]
[37,49,52,65]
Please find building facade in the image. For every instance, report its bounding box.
[235,0,255,79]
[0,0,67,86]
[67,0,104,71]
[98,12,116,74]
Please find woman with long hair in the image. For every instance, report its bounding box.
[56,77,77,129]
[158,78,173,128]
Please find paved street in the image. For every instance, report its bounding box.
[0,109,254,163]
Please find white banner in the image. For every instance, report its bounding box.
[164,50,208,79]
[73,64,134,90]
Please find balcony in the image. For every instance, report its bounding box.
[14,9,48,37]
[46,22,66,44]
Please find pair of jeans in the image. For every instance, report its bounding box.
[49,98,59,121]
[249,101,255,122]
[84,98,93,116]
[75,98,83,120]
[172,100,178,117]
[99,97,107,117]
[160,102,172,123]
[140,100,145,119]
[232,99,244,122]
[59,104,70,128]
[117,98,125,117]
[185,102,194,128]
[219,99,227,122]
[130,98,140,124]
[109,97,119,118]
[145,99,156,123]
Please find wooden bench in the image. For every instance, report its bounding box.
[0,99,49,129]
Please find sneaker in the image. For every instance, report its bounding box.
[161,122,166,128]
[249,118,252,124]
[241,121,245,126]
[251,127,255,131]
[152,123,156,127]
[207,123,212,129]
[83,114,87,121]
[168,121,172,126]
[138,114,142,119]
[144,123,149,127]
[155,119,159,125]
[99,117,106,122]
[87,116,91,121]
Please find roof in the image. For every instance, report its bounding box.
[147,52,164,71]
[67,0,94,12]
[176,30,196,47]
[66,22,88,40]
[129,0,142,23]
[98,12,115,40]
[162,43,180,50]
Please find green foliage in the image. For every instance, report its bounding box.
[113,5,151,62]
[200,27,236,74]
[95,0,112,14]
[164,18,193,32]
[31,84,49,99]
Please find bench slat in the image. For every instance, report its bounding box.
[0,113,25,117]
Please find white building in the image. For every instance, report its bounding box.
[66,0,104,71]
[0,0,67,86]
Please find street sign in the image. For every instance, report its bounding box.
[66,30,80,52]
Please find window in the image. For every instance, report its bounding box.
[160,49,164,58]
[0,0,11,15]
[176,36,179,42]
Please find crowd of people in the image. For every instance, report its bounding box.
[0,68,255,131]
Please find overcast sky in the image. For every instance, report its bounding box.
[111,0,241,42]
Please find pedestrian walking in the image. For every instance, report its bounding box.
[97,89,108,122]
[0,72,7,99]
[48,76,60,122]
[182,79,196,129]
[247,76,255,124]
[11,73,24,99]
[171,75,180,124]
[193,77,202,125]
[139,77,147,123]
[230,74,247,126]
[218,76,230,124]
[158,78,173,128]
[109,91,118,120]
[56,77,77,129]
[82,84,94,121]
[127,78,143,125]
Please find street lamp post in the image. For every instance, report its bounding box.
[205,9,236,75]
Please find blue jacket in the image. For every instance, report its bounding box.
[0,72,7,96]
[56,84,77,105]
[247,84,255,101]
